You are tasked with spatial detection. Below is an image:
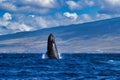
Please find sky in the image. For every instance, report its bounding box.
[0,0,120,35]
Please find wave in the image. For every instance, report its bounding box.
[107,60,120,65]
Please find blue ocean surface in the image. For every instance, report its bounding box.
[0,53,120,80]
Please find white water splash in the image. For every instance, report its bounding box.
[59,53,62,59]
[42,53,62,59]
[42,53,48,59]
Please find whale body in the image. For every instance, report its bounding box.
[45,33,59,59]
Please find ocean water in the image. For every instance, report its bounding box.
[0,53,120,80]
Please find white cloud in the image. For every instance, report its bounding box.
[80,14,91,22]
[81,14,91,20]
[0,0,120,35]
[35,17,48,28]
[105,0,120,6]
[0,0,58,14]
[3,12,12,21]
[64,12,78,20]
[0,0,4,2]
[23,0,57,8]
[0,15,33,35]
[0,2,17,11]
[98,0,120,14]
[96,14,112,19]
[85,0,94,6]
[0,11,116,35]
[11,22,32,31]
[0,19,9,26]
[75,13,113,24]
[66,1,80,10]
[9,22,33,32]
[19,24,33,31]
[66,0,95,10]
[66,0,120,14]
[29,15,35,18]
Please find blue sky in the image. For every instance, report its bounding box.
[0,0,120,35]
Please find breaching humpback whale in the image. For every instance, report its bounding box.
[45,33,59,59]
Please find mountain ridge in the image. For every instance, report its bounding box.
[0,17,120,40]
[0,17,120,53]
